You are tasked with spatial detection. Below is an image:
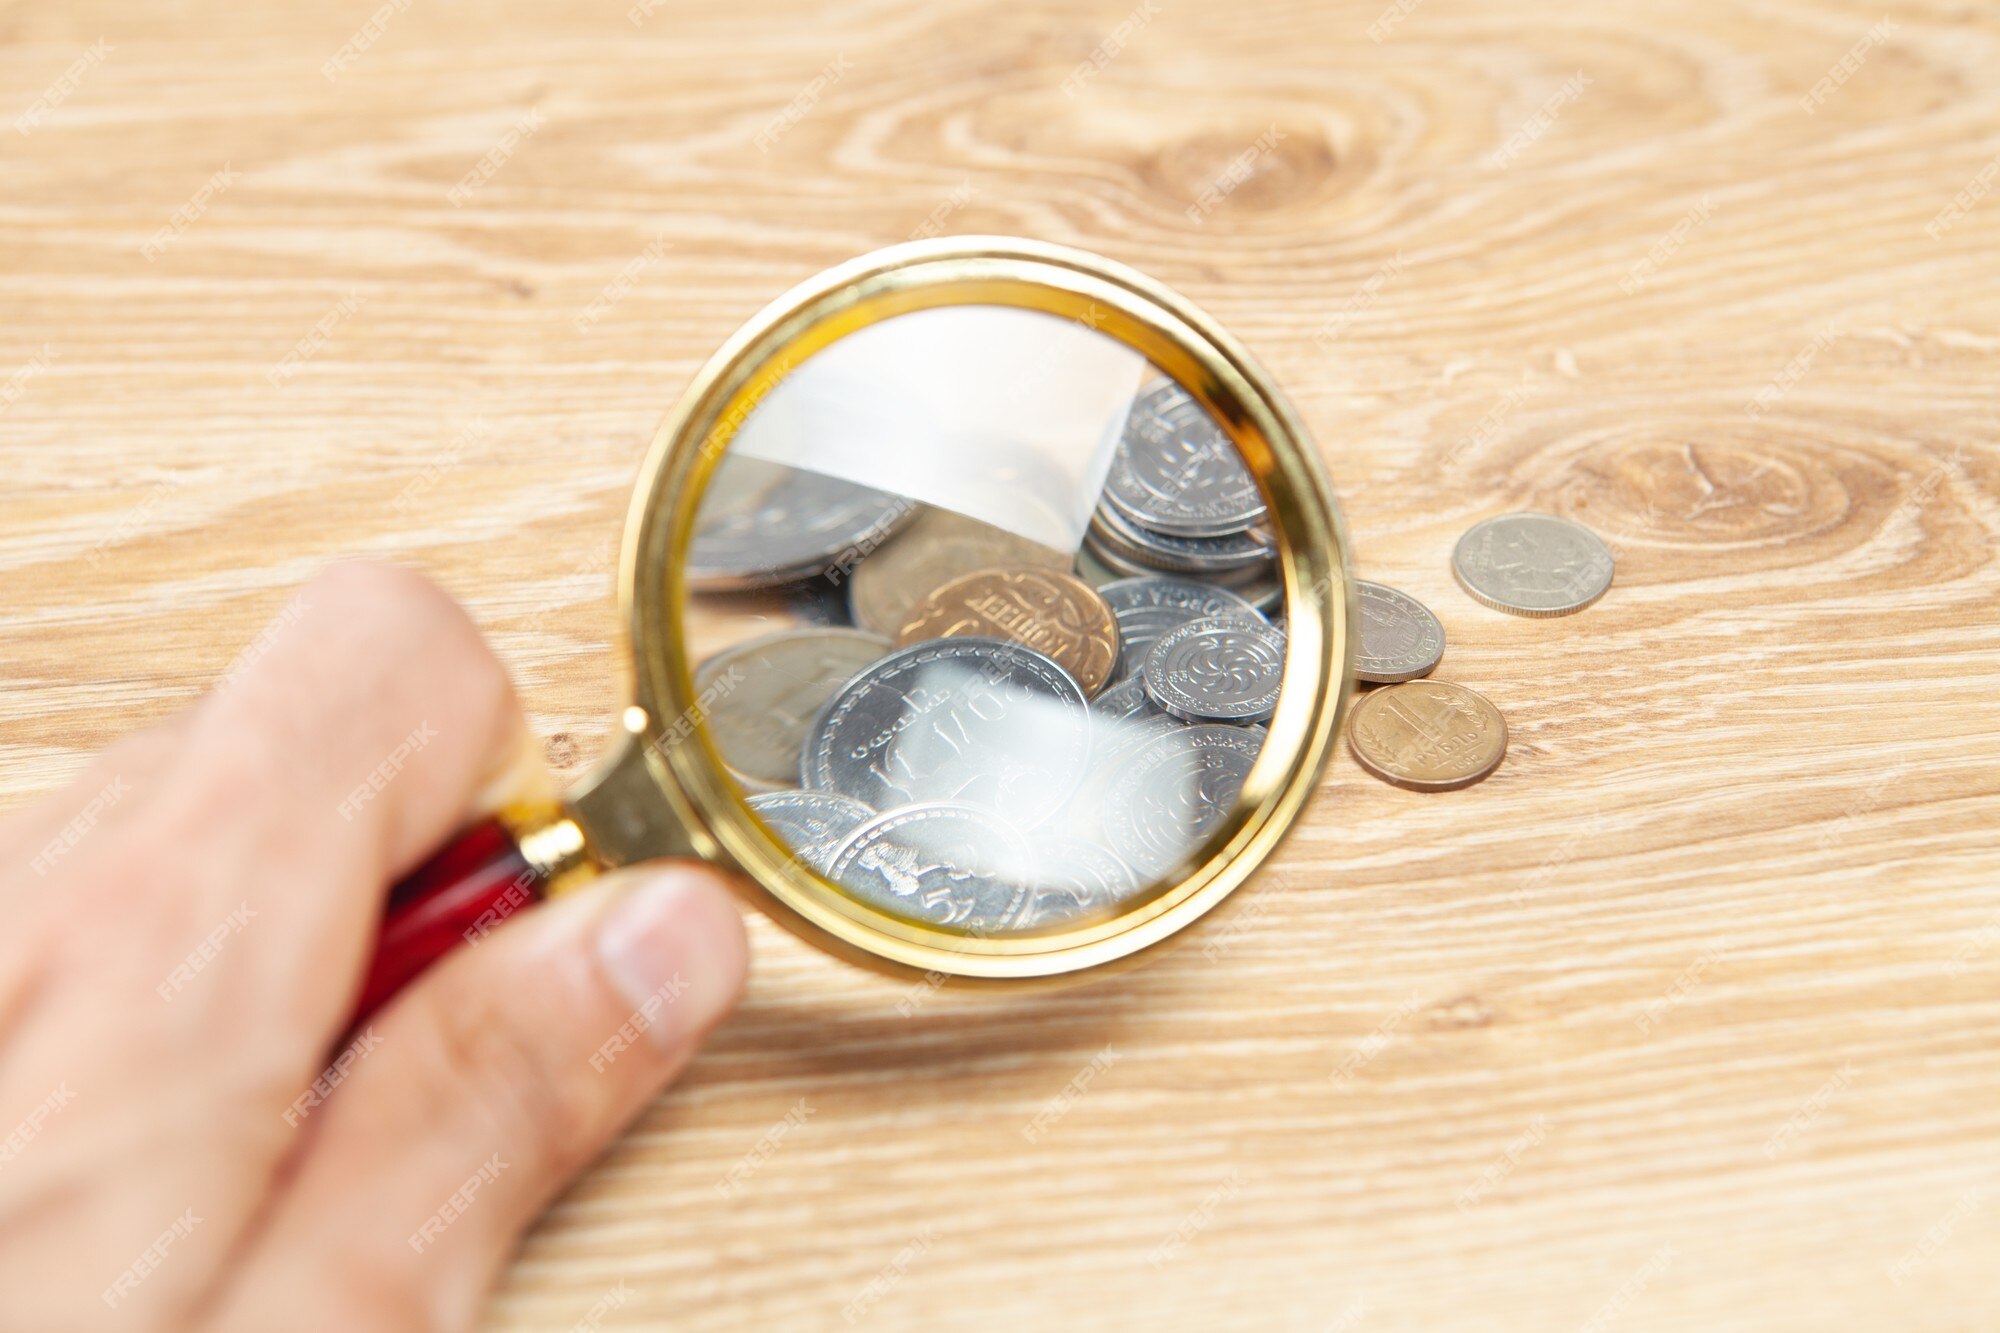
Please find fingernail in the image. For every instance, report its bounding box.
[594,870,747,1050]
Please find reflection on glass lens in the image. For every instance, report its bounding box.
[684,308,1285,937]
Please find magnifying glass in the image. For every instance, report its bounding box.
[354,237,1353,1018]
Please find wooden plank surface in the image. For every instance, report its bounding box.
[4,0,1998,1328]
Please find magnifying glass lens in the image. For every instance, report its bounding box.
[683,305,1287,938]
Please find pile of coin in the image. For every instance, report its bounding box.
[686,361,1622,922]
[1080,381,1282,612]
[689,380,1286,936]
[1346,512,1614,791]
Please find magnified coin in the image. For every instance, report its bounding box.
[1088,502,1275,579]
[689,456,917,591]
[1071,676,1178,833]
[1098,576,1262,685]
[1142,616,1287,724]
[1451,512,1614,617]
[1062,709,1187,842]
[895,567,1121,697]
[1079,532,1154,580]
[1354,581,1445,684]
[1346,680,1506,791]
[1102,724,1266,878]
[1019,836,1142,931]
[1091,709,1186,770]
[1104,380,1267,537]
[696,628,891,789]
[847,506,1070,637]
[804,638,1093,828]
[1084,677,1180,765]
[746,790,876,872]
[1089,675,1161,724]
[825,802,1033,931]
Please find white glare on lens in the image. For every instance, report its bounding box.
[729,306,1146,553]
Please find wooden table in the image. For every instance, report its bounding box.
[4,1,1997,1327]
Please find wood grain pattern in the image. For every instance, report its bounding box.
[4,0,1999,1328]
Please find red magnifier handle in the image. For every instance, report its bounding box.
[352,814,564,1024]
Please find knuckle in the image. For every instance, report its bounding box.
[305,558,449,621]
[307,561,516,730]
[214,562,518,791]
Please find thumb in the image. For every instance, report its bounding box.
[210,865,749,1333]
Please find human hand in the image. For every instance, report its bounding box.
[0,562,749,1332]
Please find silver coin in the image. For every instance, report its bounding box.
[1091,711,1187,772]
[1102,724,1266,878]
[1451,513,1615,617]
[1089,502,1275,578]
[1062,709,1187,840]
[1086,526,1276,588]
[1086,523,1276,589]
[1089,675,1159,725]
[746,790,876,872]
[1103,381,1267,537]
[695,628,891,789]
[689,456,916,591]
[1354,581,1445,684]
[1098,548,1280,613]
[825,802,1032,932]
[803,637,1092,829]
[1142,616,1287,723]
[1080,529,1158,580]
[1098,576,1263,685]
[1020,836,1142,931]
[1077,677,1178,811]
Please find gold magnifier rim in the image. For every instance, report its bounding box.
[617,236,1353,982]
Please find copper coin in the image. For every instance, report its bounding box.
[847,506,1071,636]
[1346,680,1506,791]
[895,567,1121,696]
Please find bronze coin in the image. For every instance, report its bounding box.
[895,567,1122,696]
[1346,680,1506,791]
[846,506,1071,636]
[694,628,891,790]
